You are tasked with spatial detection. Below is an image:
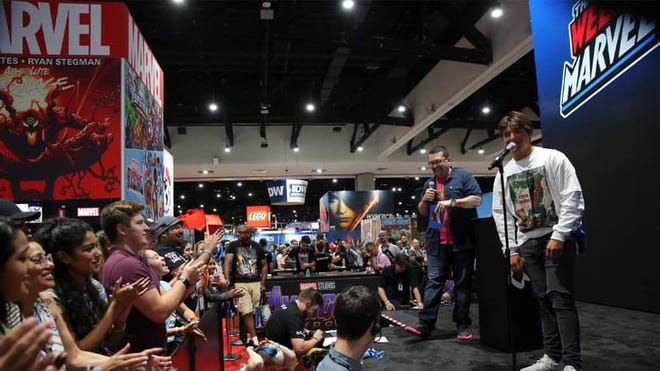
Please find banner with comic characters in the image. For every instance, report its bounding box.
[124,149,164,221]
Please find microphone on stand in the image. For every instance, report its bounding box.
[488,142,516,170]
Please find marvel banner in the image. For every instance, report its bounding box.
[529,1,660,312]
[0,58,121,200]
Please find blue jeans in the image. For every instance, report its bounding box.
[419,244,474,328]
[520,235,581,369]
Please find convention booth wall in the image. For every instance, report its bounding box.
[530,0,660,312]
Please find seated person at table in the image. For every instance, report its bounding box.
[314,241,334,273]
[377,254,423,311]
[316,286,381,371]
[288,236,316,274]
[363,241,390,274]
[264,288,324,357]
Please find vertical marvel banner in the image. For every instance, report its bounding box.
[122,58,165,220]
[0,1,127,200]
[529,1,660,312]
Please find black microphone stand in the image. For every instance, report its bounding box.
[492,157,517,371]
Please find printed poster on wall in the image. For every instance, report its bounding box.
[0,58,122,200]
[162,148,174,217]
[124,149,164,221]
[123,59,163,151]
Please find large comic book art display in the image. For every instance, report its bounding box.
[0,59,121,200]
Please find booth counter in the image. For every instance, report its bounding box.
[266,270,380,331]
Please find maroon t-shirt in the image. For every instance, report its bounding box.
[102,247,165,352]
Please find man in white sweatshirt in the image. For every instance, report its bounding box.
[492,111,585,371]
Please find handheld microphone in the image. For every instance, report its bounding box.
[488,142,516,170]
[427,181,436,201]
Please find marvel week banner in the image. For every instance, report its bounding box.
[529,1,660,312]
[0,58,121,200]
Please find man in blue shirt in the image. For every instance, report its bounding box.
[416,145,482,341]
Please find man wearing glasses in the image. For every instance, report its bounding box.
[416,145,482,341]
[224,224,268,348]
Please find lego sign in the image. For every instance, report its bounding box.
[246,205,271,228]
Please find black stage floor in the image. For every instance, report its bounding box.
[360,301,660,371]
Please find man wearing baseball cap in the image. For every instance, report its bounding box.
[0,198,41,221]
[0,198,41,237]
[153,216,189,281]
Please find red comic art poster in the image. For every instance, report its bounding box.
[0,58,121,200]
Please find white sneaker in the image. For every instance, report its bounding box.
[520,355,560,371]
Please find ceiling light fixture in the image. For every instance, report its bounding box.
[482,105,491,114]
[397,105,406,113]
[356,146,364,152]
[332,178,338,183]
[208,102,219,112]
[224,145,231,153]
[237,182,242,187]
[292,146,300,152]
[478,148,485,155]
[490,1,503,18]
[341,0,354,10]
[198,183,204,188]
[171,0,184,4]
[305,103,315,112]
[420,148,427,154]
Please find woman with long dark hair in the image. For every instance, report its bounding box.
[34,217,148,352]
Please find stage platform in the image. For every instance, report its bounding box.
[360,302,660,371]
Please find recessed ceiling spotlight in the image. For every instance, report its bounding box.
[292,146,300,152]
[198,169,214,174]
[392,187,397,192]
[208,102,219,112]
[397,105,406,113]
[420,166,427,171]
[248,192,253,197]
[199,204,204,208]
[342,0,354,10]
[198,183,204,188]
[415,176,420,180]
[316,168,324,173]
[411,195,416,199]
[172,0,184,4]
[213,208,217,212]
[398,201,402,205]
[332,178,338,183]
[177,204,181,208]
[491,3,503,18]
[305,103,315,112]
[356,146,364,152]
[420,148,427,154]
[478,148,485,155]
[180,194,186,199]
[216,194,221,198]
[482,105,491,114]
[237,182,242,187]
[224,146,231,153]
[397,187,402,192]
